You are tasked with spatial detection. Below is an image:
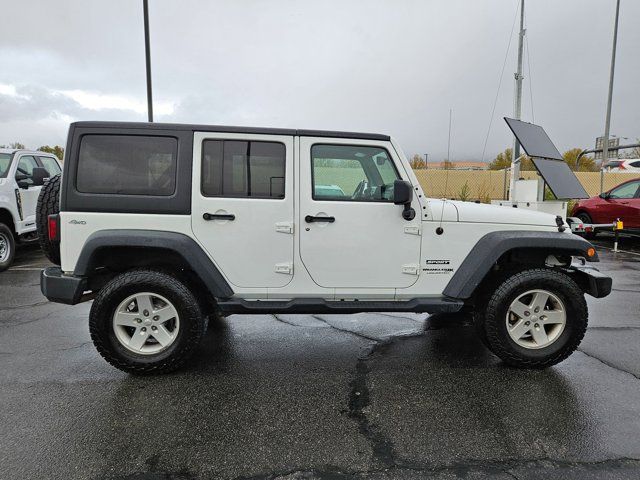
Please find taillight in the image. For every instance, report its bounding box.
[48,214,59,242]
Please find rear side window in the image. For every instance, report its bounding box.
[201,140,285,199]
[76,135,177,195]
[38,156,61,176]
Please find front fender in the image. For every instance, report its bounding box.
[443,230,597,299]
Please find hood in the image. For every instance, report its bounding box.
[451,201,558,227]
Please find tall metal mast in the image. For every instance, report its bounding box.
[601,0,621,191]
[508,0,525,201]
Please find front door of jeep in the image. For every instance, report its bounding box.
[298,138,421,289]
[191,132,294,289]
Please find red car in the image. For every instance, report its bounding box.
[571,178,640,231]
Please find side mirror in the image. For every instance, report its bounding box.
[31,167,49,187]
[393,179,416,221]
[599,192,610,199]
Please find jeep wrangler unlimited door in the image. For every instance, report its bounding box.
[299,138,421,289]
[192,133,294,288]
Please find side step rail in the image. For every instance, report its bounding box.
[217,297,464,315]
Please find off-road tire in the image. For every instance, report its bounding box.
[575,212,596,239]
[36,173,61,265]
[0,223,16,272]
[89,269,207,374]
[479,268,587,369]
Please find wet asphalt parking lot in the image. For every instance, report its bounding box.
[1,236,639,480]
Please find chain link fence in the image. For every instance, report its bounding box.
[413,168,640,201]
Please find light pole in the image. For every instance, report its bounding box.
[143,0,153,122]
[424,153,428,170]
[509,0,525,201]
[601,0,621,192]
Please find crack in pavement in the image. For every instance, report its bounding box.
[0,300,50,311]
[577,349,640,381]
[0,306,68,328]
[270,314,302,328]
[375,312,428,324]
[310,315,383,343]
[309,314,425,469]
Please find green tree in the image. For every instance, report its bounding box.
[488,148,512,170]
[409,154,426,169]
[562,148,597,172]
[489,148,535,171]
[38,145,65,161]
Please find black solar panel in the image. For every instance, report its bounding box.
[531,158,589,199]
[504,118,589,199]
[504,117,563,160]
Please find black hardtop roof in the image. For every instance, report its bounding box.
[70,121,391,141]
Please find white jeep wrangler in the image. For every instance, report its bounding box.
[39,122,611,374]
[0,148,62,271]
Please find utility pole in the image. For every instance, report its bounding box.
[143,0,153,122]
[601,0,621,193]
[447,109,452,165]
[509,0,525,201]
[424,153,428,170]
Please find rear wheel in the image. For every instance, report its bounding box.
[0,223,16,272]
[89,269,207,374]
[36,174,61,265]
[477,268,587,368]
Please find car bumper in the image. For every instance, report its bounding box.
[40,267,88,305]
[571,265,612,298]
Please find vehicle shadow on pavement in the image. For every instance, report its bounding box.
[76,312,636,480]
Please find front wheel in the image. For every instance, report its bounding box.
[477,268,587,368]
[0,223,16,272]
[89,269,207,374]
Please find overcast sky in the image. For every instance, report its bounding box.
[1,0,638,161]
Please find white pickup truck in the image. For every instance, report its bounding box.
[0,148,62,271]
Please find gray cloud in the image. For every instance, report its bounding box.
[1,0,638,158]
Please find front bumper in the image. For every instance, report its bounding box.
[40,267,88,305]
[571,265,612,298]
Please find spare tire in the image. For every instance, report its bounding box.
[36,174,61,265]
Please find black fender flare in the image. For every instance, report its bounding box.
[73,229,234,299]
[443,230,597,300]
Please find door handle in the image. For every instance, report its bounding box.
[305,215,335,223]
[203,213,235,221]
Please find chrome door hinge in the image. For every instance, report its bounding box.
[401,264,420,275]
[404,225,420,235]
[275,222,294,234]
[274,262,293,274]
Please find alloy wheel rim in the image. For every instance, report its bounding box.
[505,289,566,349]
[0,232,9,262]
[112,292,180,355]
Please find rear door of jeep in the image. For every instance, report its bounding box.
[191,132,295,289]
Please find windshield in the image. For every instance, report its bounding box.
[0,153,13,178]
